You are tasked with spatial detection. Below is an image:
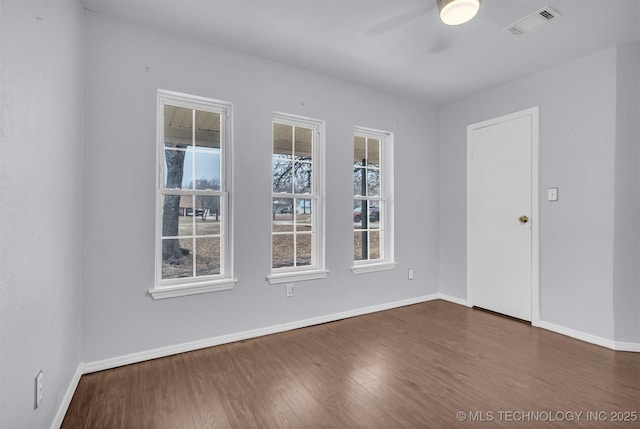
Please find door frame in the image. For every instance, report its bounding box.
[467,106,540,326]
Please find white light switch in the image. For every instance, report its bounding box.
[548,187,558,202]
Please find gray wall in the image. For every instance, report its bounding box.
[613,43,640,343]
[0,1,84,428]
[438,46,639,341]
[81,12,439,362]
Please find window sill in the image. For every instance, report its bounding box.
[351,261,397,275]
[149,278,237,300]
[267,269,329,285]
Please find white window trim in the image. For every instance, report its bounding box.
[351,127,395,275]
[267,112,327,285]
[267,269,329,285]
[150,89,236,299]
[351,261,398,275]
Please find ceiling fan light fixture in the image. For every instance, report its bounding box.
[438,0,481,26]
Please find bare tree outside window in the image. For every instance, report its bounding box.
[272,121,314,269]
[353,132,385,263]
[160,104,224,280]
[162,147,187,264]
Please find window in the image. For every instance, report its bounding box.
[150,90,236,299]
[268,113,327,284]
[352,127,395,274]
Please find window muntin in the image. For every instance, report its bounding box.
[269,114,326,283]
[353,128,394,272]
[152,91,235,298]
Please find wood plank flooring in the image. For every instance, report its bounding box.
[62,300,639,428]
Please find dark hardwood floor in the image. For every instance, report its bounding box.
[62,300,639,428]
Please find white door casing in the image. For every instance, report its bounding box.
[467,107,539,323]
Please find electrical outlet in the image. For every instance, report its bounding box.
[408,268,414,280]
[34,370,43,409]
[286,283,294,297]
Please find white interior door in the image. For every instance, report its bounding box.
[467,108,539,322]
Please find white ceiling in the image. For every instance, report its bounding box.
[83,0,640,105]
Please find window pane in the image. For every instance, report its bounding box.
[294,162,312,194]
[163,194,188,237]
[194,110,220,149]
[369,202,381,228]
[164,105,192,149]
[369,230,381,259]
[367,170,380,197]
[353,168,365,196]
[162,238,193,279]
[296,233,312,266]
[354,231,367,261]
[194,149,221,190]
[353,200,365,229]
[367,138,381,168]
[295,127,313,161]
[163,149,191,189]
[296,199,312,231]
[195,196,221,235]
[178,209,193,236]
[196,237,220,276]
[273,157,292,193]
[273,123,293,156]
[354,136,366,166]
[272,234,294,268]
[273,198,294,232]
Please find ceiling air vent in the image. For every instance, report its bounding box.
[503,6,561,38]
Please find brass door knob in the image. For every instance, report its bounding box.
[519,215,529,223]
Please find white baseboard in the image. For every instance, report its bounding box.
[537,321,640,352]
[436,293,471,307]
[437,295,640,352]
[435,295,640,352]
[83,294,440,374]
[613,341,640,352]
[51,363,83,429]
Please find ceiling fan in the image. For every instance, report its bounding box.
[365,0,482,37]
